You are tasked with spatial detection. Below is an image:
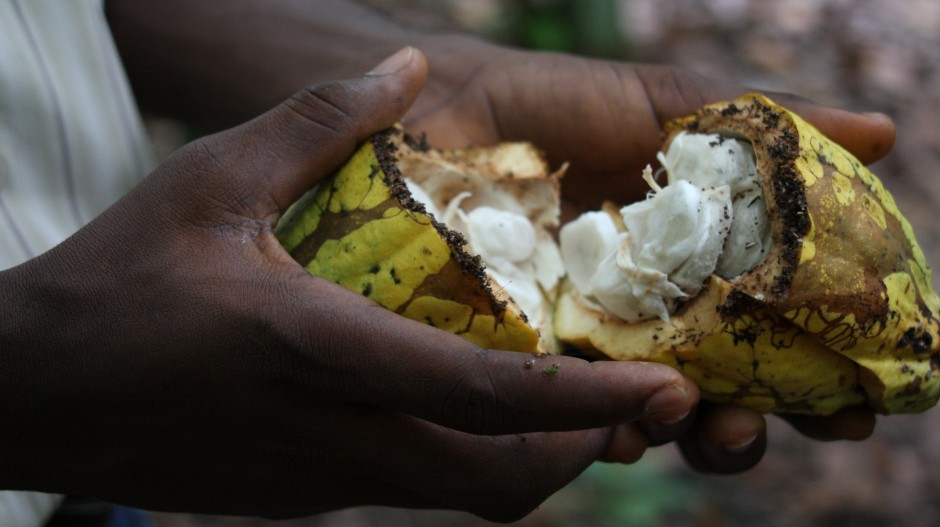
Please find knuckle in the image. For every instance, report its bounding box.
[153,140,231,215]
[165,137,229,188]
[438,358,508,435]
[166,137,273,227]
[286,81,360,137]
[638,65,710,125]
[663,67,709,109]
[174,138,233,190]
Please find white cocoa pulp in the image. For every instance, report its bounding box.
[404,180,563,332]
[560,132,771,322]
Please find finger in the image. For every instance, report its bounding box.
[170,46,428,219]
[760,93,896,165]
[636,386,699,447]
[279,277,697,436]
[635,64,896,164]
[780,405,877,441]
[600,423,648,464]
[677,404,767,474]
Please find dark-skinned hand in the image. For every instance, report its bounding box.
[0,49,700,522]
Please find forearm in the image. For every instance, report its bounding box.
[104,0,499,130]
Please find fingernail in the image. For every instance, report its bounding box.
[862,111,894,124]
[723,434,758,453]
[645,384,690,419]
[366,47,414,76]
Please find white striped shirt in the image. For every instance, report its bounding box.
[1,1,154,525]
[0,0,153,267]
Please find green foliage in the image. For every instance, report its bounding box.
[486,0,631,59]
[523,9,575,52]
[541,459,703,526]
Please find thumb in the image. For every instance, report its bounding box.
[190,47,428,217]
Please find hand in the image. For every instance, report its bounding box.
[407,46,895,209]
[405,43,890,473]
[0,49,698,521]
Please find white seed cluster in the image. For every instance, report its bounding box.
[560,132,771,322]
[404,180,563,328]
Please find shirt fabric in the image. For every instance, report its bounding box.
[0,0,153,267]
[0,0,154,525]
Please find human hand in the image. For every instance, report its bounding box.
[406,47,895,210]
[405,43,888,473]
[0,48,698,521]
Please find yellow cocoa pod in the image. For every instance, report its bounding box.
[555,93,940,415]
[276,125,562,353]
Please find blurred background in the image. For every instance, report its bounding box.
[149,0,940,526]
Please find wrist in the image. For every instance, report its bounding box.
[0,260,86,493]
[0,263,42,489]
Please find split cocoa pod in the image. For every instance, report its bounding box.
[276,93,940,416]
[275,125,564,354]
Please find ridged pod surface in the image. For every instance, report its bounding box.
[555,93,940,415]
